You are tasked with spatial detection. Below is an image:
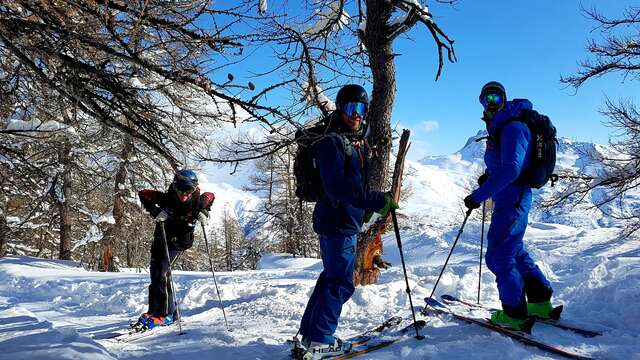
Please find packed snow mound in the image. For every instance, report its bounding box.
[255,253,321,271]
[0,307,114,360]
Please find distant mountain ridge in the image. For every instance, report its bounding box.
[202,130,635,240]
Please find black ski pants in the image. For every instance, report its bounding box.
[148,232,182,317]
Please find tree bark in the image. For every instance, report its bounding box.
[58,138,73,260]
[354,0,397,285]
[100,135,133,271]
[0,212,8,257]
[354,130,411,286]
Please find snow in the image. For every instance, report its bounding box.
[7,118,76,134]
[1,134,639,359]
[259,0,267,15]
[303,1,350,36]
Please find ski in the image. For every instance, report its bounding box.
[348,315,404,345]
[288,315,403,357]
[328,319,426,360]
[96,323,178,343]
[440,294,602,338]
[290,318,426,360]
[423,297,594,360]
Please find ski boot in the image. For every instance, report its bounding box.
[528,301,563,320]
[145,314,174,330]
[490,310,535,333]
[130,313,152,332]
[287,335,308,360]
[302,337,352,360]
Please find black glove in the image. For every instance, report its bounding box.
[464,195,481,210]
[477,173,489,186]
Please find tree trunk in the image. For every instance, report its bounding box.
[354,131,411,286]
[354,0,396,285]
[100,135,133,271]
[0,212,8,257]
[58,138,73,260]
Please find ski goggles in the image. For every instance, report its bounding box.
[174,182,196,194]
[481,93,504,108]
[342,102,367,117]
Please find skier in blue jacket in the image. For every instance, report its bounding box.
[464,81,555,331]
[297,84,398,359]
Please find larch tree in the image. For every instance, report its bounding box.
[557,5,640,237]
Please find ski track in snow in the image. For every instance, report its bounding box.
[1,219,639,360]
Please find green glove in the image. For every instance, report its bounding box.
[377,192,399,218]
[363,211,373,223]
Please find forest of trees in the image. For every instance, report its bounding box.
[1,1,637,277]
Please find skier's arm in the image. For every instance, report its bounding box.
[471,122,530,203]
[316,136,386,210]
[200,192,215,210]
[138,189,164,213]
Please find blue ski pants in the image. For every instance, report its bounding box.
[299,233,357,344]
[485,186,551,308]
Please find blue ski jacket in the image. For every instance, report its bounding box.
[312,114,387,236]
[471,99,534,204]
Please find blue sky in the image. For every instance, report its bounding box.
[212,1,638,162]
[393,0,639,159]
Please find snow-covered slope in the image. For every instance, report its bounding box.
[1,134,638,359]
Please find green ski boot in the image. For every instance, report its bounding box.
[528,301,563,320]
[490,310,535,333]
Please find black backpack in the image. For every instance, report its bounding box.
[495,109,558,188]
[293,118,353,202]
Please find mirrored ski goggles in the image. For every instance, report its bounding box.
[342,102,367,117]
[481,93,504,108]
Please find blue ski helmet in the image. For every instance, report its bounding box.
[173,169,198,192]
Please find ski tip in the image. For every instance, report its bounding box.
[441,294,456,301]
[424,297,444,308]
[550,305,563,321]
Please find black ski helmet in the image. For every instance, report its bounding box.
[173,169,198,192]
[336,84,369,110]
[479,81,506,103]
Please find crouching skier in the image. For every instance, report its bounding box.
[133,169,214,331]
[463,81,557,332]
[294,84,398,359]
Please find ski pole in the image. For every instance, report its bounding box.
[201,222,230,331]
[477,201,486,304]
[391,208,425,340]
[422,208,473,315]
[159,222,185,335]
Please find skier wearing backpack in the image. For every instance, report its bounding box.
[463,81,557,332]
[295,84,398,359]
[133,169,215,330]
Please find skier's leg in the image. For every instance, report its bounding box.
[305,234,357,344]
[485,198,529,317]
[148,232,166,316]
[165,247,181,317]
[299,270,328,340]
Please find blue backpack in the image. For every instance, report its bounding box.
[496,109,558,188]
